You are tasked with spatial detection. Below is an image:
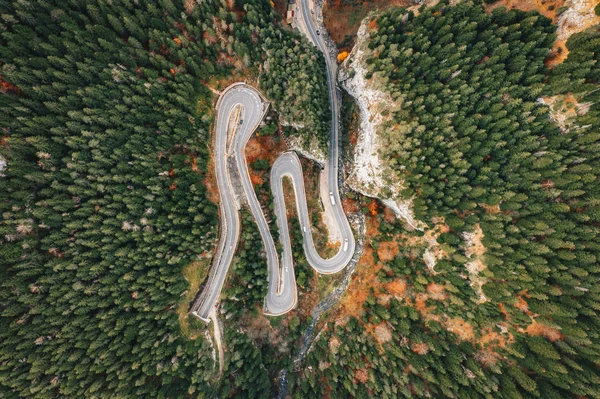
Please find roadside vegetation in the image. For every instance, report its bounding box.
[323,0,412,50]
[219,127,349,396]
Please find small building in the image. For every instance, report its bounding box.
[286,1,295,25]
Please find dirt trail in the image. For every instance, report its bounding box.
[209,309,224,378]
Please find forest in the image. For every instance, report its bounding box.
[0,0,328,397]
[294,1,600,398]
[2,0,600,397]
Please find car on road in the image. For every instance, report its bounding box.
[329,191,335,205]
[316,30,320,35]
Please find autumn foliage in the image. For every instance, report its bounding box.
[337,51,349,63]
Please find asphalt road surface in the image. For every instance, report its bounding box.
[191,0,355,319]
[190,83,267,321]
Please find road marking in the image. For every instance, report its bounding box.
[191,12,357,318]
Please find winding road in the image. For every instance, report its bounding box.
[191,0,354,321]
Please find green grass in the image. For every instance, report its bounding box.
[178,259,210,339]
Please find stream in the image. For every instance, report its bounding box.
[276,213,364,398]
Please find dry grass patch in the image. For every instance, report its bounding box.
[178,259,210,339]
[426,282,447,301]
[539,92,591,133]
[354,368,370,384]
[485,0,567,22]
[484,0,599,67]
[385,279,407,296]
[411,341,430,355]
[342,196,360,213]
[374,322,394,344]
[445,317,475,341]
[463,224,488,304]
[323,0,412,48]
[524,321,565,342]
[377,240,399,261]
[338,246,381,318]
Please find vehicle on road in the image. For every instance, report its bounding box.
[193,0,357,319]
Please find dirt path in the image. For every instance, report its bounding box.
[209,309,224,378]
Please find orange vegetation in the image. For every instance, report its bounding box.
[337,51,349,63]
[374,322,393,344]
[323,0,411,46]
[480,325,513,349]
[485,0,599,68]
[367,198,379,215]
[485,0,567,22]
[383,206,397,224]
[328,336,341,353]
[445,317,475,341]
[245,135,285,166]
[337,246,381,318]
[0,75,20,95]
[426,282,447,301]
[203,136,219,204]
[332,205,509,360]
[245,138,266,164]
[368,18,378,31]
[377,241,399,261]
[342,197,360,213]
[366,213,380,237]
[203,30,217,45]
[475,349,502,367]
[411,342,430,355]
[250,171,263,185]
[549,0,600,67]
[349,128,358,145]
[272,0,289,24]
[384,279,407,296]
[542,92,586,132]
[525,321,564,342]
[184,0,196,14]
[514,294,531,314]
[173,37,182,46]
[481,203,501,214]
[354,368,370,384]
[190,157,199,173]
[547,41,570,66]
